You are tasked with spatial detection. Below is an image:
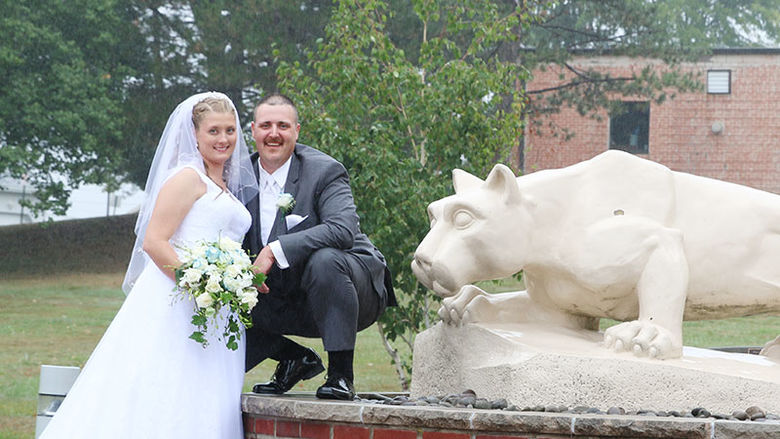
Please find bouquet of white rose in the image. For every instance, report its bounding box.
[174,236,265,350]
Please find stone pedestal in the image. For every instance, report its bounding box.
[411,323,780,414]
[241,393,780,439]
[241,392,780,439]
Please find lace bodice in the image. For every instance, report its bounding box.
[170,166,252,249]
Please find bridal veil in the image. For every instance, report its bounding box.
[122,92,258,294]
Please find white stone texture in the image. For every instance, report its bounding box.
[412,150,780,360]
[411,323,780,414]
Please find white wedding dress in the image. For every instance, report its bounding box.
[41,167,251,439]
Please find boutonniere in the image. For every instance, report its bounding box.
[276,193,296,215]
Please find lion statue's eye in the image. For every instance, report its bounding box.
[452,209,474,229]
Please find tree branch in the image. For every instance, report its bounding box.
[376,321,409,390]
[527,74,631,94]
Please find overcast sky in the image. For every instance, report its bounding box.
[52,183,145,221]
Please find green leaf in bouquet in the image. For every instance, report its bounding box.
[253,272,267,285]
[174,267,184,283]
[189,331,206,347]
[226,335,238,351]
[228,318,239,332]
[191,314,207,326]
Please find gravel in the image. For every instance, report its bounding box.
[355,390,779,422]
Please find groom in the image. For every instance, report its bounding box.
[242,93,396,400]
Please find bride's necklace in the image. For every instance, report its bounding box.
[207,173,227,191]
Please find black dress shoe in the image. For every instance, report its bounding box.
[253,348,324,394]
[315,375,355,400]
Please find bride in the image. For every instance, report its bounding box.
[40,92,259,438]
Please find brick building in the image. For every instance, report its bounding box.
[522,48,780,194]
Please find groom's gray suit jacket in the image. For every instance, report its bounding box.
[242,143,396,342]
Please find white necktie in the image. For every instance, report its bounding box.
[260,178,281,245]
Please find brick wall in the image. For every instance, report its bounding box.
[241,394,779,439]
[523,50,780,194]
[244,415,555,439]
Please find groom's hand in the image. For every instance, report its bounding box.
[252,246,275,294]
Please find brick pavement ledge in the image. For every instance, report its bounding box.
[241,392,780,439]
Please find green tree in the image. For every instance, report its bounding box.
[0,0,146,215]
[276,0,530,388]
[116,1,204,189]
[0,0,333,209]
[118,0,333,189]
[189,0,330,105]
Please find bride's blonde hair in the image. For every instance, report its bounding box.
[192,96,236,128]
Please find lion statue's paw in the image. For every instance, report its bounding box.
[603,320,682,359]
[438,285,495,326]
[760,335,780,360]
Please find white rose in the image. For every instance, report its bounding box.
[204,264,220,275]
[179,252,194,265]
[219,237,242,251]
[240,289,259,309]
[190,257,208,270]
[276,193,295,213]
[181,268,203,285]
[195,293,214,309]
[205,276,223,293]
[236,275,253,289]
[224,264,243,279]
[192,243,208,259]
[223,277,241,292]
[231,249,250,265]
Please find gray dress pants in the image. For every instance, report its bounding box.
[245,247,383,371]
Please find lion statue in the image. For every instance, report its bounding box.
[412,150,780,360]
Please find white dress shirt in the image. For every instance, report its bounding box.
[258,159,291,269]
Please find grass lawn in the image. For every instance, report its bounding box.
[0,274,407,439]
[1,274,778,439]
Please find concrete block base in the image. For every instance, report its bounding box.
[410,323,780,414]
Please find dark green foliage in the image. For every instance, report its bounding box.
[0,0,145,214]
[4,0,778,215]
[0,214,136,277]
[0,1,332,213]
[276,0,529,388]
[118,1,333,189]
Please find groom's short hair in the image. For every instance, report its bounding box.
[254,93,299,124]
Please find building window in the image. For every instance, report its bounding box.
[707,70,731,94]
[609,101,649,154]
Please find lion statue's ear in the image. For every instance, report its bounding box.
[452,168,484,194]
[485,164,522,204]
